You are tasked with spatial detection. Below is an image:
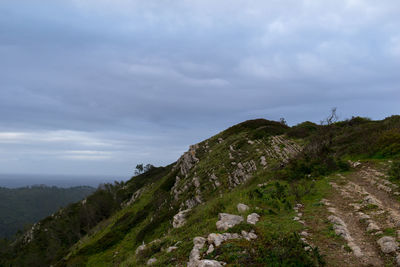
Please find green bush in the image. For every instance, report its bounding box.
[375,129,400,157]
[389,160,400,180]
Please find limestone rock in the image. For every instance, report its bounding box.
[198,259,223,267]
[188,237,207,266]
[173,209,191,228]
[237,203,249,213]
[366,221,380,232]
[260,156,267,166]
[166,246,178,253]
[396,254,400,266]
[247,213,260,225]
[216,213,243,231]
[147,258,157,265]
[206,244,214,254]
[207,233,241,247]
[175,145,199,177]
[377,236,398,254]
[241,230,257,241]
[135,243,147,255]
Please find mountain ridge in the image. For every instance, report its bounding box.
[1,116,400,266]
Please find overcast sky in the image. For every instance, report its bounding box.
[0,0,399,176]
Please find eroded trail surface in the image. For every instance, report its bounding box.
[305,163,400,266]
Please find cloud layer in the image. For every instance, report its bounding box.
[0,0,399,175]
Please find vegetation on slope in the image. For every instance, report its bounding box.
[0,185,95,239]
[1,115,399,267]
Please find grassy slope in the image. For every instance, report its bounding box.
[2,116,400,267]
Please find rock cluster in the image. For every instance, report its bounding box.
[228,160,257,187]
[188,208,260,266]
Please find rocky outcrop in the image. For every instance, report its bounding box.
[228,161,257,187]
[216,213,244,231]
[173,209,191,228]
[175,144,199,177]
[125,188,144,206]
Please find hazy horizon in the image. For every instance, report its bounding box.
[0,173,127,188]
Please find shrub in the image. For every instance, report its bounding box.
[389,160,400,180]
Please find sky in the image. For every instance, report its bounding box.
[0,0,399,176]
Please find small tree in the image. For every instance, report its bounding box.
[320,107,338,126]
[134,164,144,175]
[134,163,154,176]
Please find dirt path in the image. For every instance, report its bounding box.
[303,162,400,266]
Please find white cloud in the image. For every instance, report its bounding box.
[62,150,113,160]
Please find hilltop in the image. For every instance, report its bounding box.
[1,116,400,266]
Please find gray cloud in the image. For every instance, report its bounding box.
[0,0,399,175]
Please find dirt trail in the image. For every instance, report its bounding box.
[305,163,400,266]
[326,181,384,266]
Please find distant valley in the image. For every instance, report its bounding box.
[0,184,95,238]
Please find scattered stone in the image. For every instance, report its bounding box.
[247,213,260,225]
[377,236,398,254]
[147,258,157,265]
[348,160,361,168]
[328,215,363,257]
[135,243,147,255]
[396,254,400,266]
[260,156,267,166]
[248,140,255,145]
[348,241,363,257]
[173,209,191,228]
[166,246,178,253]
[241,230,258,241]
[366,221,380,232]
[300,231,309,237]
[364,195,382,206]
[198,259,224,267]
[216,213,244,231]
[356,212,370,220]
[218,138,223,143]
[378,184,392,193]
[237,203,249,213]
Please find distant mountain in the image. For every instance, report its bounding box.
[1,116,400,266]
[0,185,95,238]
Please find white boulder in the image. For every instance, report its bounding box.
[216,213,243,231]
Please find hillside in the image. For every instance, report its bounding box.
[0,185,95,239]
[1,116,400,266]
